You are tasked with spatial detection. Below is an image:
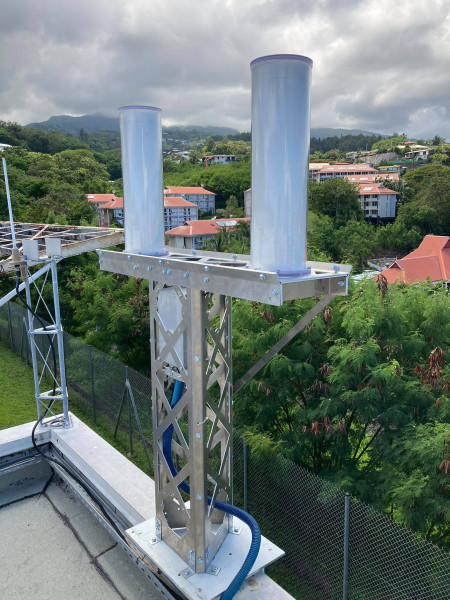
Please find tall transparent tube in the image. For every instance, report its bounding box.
[119,106,166,255]
[250,55,313,276]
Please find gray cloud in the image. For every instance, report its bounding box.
[0,0,449,139]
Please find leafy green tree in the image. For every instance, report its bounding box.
[53,149,110,185]
[372,134,407,153]
[374,221,422,255]
[215,195,245,218]
[431,135,446,146]
[188,150,202,165]
[203,220,250,254]
[20,182,96,225]
[396,173,450,235]
[65,260,151,373]
[402,164,450,194]
[333,220,376,269]
[232,281,450,547]
[308,178,362,226]
[431,152,449,165]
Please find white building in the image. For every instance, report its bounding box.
[89,194,200,231]
[166,218,249,249]
[317,163,378,182]
[203,155,237,167]
[164,186,215,214]
[345,173,400,184]
[309,163,330,182]
[404,146,433,161]
[358,182,397,220]
[164,197,199,230]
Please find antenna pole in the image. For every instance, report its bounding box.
[2,153,18,250]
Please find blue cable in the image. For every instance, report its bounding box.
[162,380,261,600]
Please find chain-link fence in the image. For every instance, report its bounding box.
[1,300,449,600]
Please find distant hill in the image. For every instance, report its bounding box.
[311,127,386,139]
[26,114,239,138]
[26,114,384,140]
[26,114,120,134]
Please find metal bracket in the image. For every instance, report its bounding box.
[181,567,195,579]
[206,564,221,576]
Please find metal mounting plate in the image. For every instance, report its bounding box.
[125,517,284,600]
[98,248,351,305]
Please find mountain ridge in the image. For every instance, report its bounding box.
[25,115,240,137]
[25,114,386,139]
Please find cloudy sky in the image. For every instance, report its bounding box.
[1,0,450,139]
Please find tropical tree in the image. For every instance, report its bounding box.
[308,178,362,226]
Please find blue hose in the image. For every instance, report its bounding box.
[163,380,261,599]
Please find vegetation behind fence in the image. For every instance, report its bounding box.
[0,300,448,600]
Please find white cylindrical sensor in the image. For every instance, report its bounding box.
[250,54,313,276]
[119,106,166,255]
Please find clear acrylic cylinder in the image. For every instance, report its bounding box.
[250,54,313,276]
[119,105,166,255]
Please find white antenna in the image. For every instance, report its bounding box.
[1,153,19,257]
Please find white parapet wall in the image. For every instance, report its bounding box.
[0,415,295,600]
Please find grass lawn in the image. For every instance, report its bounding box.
[0,341,153,475]
[0,342,38,429]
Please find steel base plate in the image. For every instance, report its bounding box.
[125,517,284,600]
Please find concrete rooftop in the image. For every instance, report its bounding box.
[1,472,166,600]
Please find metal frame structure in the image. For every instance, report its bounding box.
[0,222,123,273]
[150,285,233,572]
[0,222,126,429]
[22,257,70,427]
[100,246,351,576]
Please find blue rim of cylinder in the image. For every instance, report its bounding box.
[250,54,313,68]
[119,105,161,112]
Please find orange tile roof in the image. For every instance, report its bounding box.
[346,173,400,183]
[95,196,198,211]
[98,197,124,210]
[164,196,198,208]
[380,236,450,284]
[164,186,215,195]
[86,194,117,204]
[358,183,397,195]
[166,218,249,237]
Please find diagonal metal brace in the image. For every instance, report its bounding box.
[232,293,334,393]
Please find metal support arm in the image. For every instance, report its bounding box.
[233,294,334,394]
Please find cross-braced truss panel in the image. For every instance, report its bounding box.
[22,261,69,426]
[150,284,232,571]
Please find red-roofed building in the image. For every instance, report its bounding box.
[357,182,397,219]
[164,186,215,214]
[97,197,124,227]
[163,196,198,230]
[345,173,400,184]
[380,236,450,285]
[166,218,249,249]
[317,163,378,182]
[91,195,200,230]
[86,194,117,208]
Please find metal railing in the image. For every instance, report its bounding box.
[0,300,449,600]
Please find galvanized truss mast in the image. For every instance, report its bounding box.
[98,246,351,589]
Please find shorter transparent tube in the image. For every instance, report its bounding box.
[250,55,313,276]
[119,106,166,255]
